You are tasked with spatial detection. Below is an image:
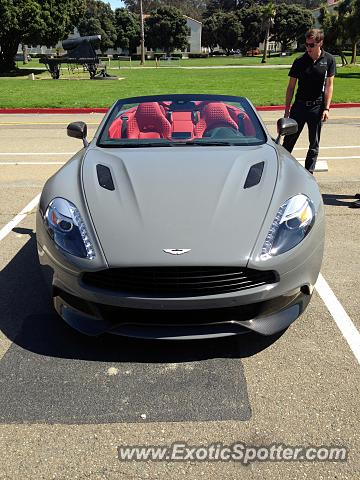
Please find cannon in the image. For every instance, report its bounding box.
[40,35,111,79]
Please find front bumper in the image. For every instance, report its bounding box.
[53,287,311,339]
[37,231,322,339]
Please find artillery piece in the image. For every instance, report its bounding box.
[40,35,111,79]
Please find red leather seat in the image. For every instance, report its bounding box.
[108,107,136,139]
[227,106,256,136]
[194,102,239,138]
[108,103,172,139]
[127,102,172,139]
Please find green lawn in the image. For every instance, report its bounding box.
[1,62,359,108]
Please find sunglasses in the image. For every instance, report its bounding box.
[305,42,316,48]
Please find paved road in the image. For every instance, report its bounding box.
[0,109,359,479]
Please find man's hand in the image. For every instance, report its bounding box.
[284,108,291,118]
[322,109,330,122]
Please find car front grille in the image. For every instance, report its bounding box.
[82,267,278,297]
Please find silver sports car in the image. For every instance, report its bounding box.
[36,94,325,339]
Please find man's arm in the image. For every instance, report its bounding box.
[322,75,334,122]
[284,77,297,118]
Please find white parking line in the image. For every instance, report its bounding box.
[294,145,360,150]
[0,162,65,165]
[0,194,40,242]
[297,156,360,160]
[315,274,360,364]
[0,152,75,155]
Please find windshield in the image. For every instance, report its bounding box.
[98,95,266,147]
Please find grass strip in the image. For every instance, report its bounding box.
[0,65,359,108]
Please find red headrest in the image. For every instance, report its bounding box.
[202,103,238,130]
[135,102,171,134]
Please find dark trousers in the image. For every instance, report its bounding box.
[283,102,323,173]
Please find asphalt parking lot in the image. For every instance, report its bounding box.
[0,109,359,479]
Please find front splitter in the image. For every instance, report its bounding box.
[54,290,310,339]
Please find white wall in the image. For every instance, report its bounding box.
[186,17,202,54]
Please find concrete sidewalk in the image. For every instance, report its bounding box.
[1,103,360,115]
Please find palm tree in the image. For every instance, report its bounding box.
[261,2,276,64]
[319,4,348,66]
[140,0,145,65]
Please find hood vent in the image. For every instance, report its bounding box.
[97,164,115,191]
[244,161,264,189]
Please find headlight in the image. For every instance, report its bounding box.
[261,194,315,258]
[44,198,95,259]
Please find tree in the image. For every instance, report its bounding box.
[165,0,207,20]
[114,8,140,54]
[202,14,220,53]
[320,0,360,65]
[201,10,244,54]
[203,0,322,19]
[272,3,313,52]
[319,4,348,65]
[236,6,264,55]
[338,0,360,64]
[261,2,276,63]
[0,0,84,72]
[145,6,188,55]
[123,0,206,20]
[77,0,117,53]
[213,11,243,54]
[277,0,319,7]
[350,0,360,63]
[123,0,161,13]
[203,0,252,18]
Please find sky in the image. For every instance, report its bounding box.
[107,0,125,9]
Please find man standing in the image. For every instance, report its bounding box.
[283,29,336,173]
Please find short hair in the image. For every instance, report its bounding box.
[305,29,324,43]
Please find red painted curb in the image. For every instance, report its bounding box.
[0,103,359,114]
[0,108,108,114]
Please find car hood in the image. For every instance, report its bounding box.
[82,145,278,266]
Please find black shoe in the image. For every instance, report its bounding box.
[349,199,360,208]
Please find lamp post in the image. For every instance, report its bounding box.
[140,0,145,65]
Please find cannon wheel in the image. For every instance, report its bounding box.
[87,63,97,79]
[50,64,60,79]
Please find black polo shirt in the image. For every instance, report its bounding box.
[289,50,336,101]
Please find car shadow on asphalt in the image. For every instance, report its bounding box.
[0,229,285,364]
[0,229,290,423]
[322,193,359,207]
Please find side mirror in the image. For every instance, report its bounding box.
[275,118,298,144]
[67,121,89,147]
